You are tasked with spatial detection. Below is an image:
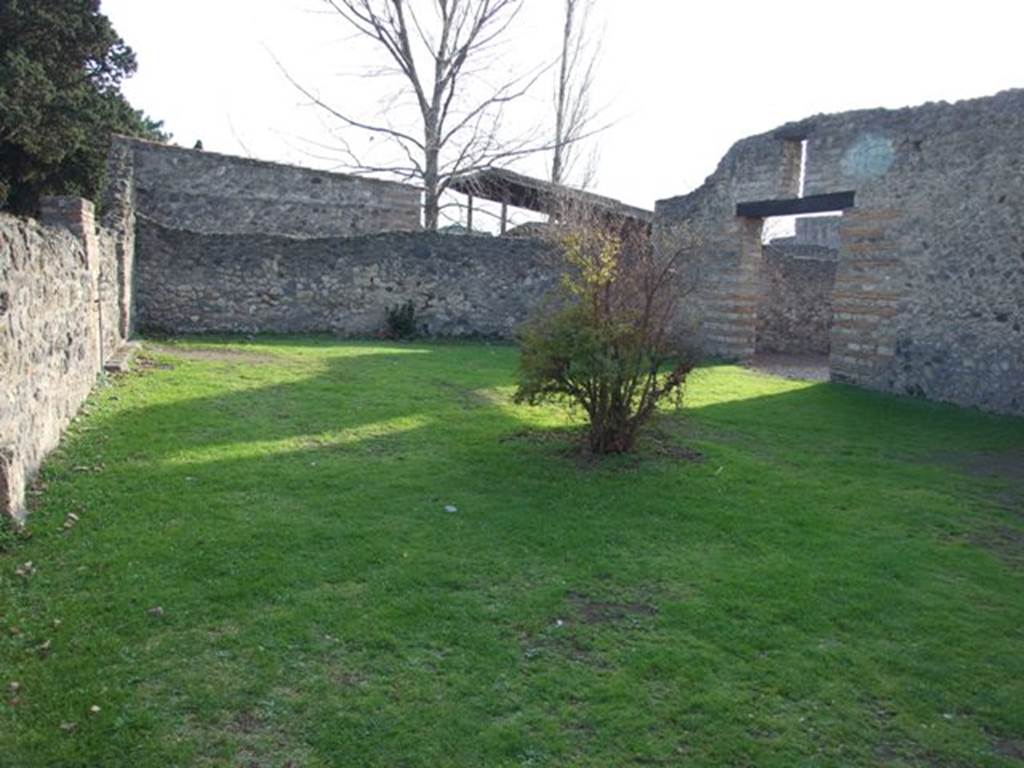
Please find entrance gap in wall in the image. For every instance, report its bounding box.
[755,211,843,381]
[737,145,854,380]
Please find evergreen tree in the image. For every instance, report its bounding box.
[0,0,167,213]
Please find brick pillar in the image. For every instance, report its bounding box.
[702,218,762,360]
[829,207,903,385]
[40,197,97,244]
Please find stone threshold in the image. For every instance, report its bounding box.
[103,341,142,374]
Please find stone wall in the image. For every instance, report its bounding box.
[102,138,138,338]
[770,216,842,249]
[795,216,841,249]
[112,136,422,237]
[757,244,837,355]
[655,89,1024,416]
[0,199,128,520]
[134,222,559,338]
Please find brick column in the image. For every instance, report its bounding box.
[702,218,762,360]
[40,197,97,244]
[829,207,903,385]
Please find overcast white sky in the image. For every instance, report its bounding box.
[105,0,1023,214]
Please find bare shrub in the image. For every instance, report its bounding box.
[383,300,418,340]
[514,215,696,454]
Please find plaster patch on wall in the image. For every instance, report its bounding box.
[841,133,895,181]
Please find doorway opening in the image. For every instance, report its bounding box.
[754,212,842,381]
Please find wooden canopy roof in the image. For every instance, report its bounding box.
[449,168,653,229]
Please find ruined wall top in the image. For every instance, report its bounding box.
[652,87,1024,416]
[110,135,422,238]
[656,88,1024,217]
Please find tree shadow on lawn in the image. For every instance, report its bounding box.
[83,338,711,484]
[40,344,1024,622]
[8,344,1024,766]
[87,341,509,464]
[39,346,1024,575]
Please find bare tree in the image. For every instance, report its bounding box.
[551,0,600,188]
[278,0,557,230]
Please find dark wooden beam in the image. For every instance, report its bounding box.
[736,191,855,218]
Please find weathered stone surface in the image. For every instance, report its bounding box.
[101,138,138,338]
[770,216,842,249]
[655,89,1024,415]
[757,244,836,356]
[113,136,422,237]
[134,222,559,338]
[0,202,122,520]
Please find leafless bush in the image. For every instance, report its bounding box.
[515,210,697,454]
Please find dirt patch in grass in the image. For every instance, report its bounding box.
[642,431,705,464]
[748,353,830,382]
[434,379,504,409]
[133,355,175,372]
[969,525,1024,570]
[951,451,1024,486]
[927,450,1024,510]
[223,707,309,768]
[568,592,658,624]
[501,426,585,446]
[955,452,1024,511]
[520,624,602,667]
[150,345,280,365]
[228,710,265,736]
[332,671,367,688]
[990,733,1024,761]
[922,450,1024,566]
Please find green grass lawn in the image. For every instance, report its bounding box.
[2,338,1023,767]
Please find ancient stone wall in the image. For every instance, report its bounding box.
[0,199,128,520]
[757,244,837,355]
[134,222,559,338]
[102,138,138,338]
[795,216,841,249]
[655,89,1024,415]
[770,216,842,249]
[111,136,421,237]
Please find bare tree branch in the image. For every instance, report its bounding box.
[552,0,606,188]
[278,0,591,230]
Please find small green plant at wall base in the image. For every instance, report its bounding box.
[516,226,695,454]
[383,300,418,339]
[0,513,27,554]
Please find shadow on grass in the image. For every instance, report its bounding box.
[64,341,1024,510]
[7,339,1024,767]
